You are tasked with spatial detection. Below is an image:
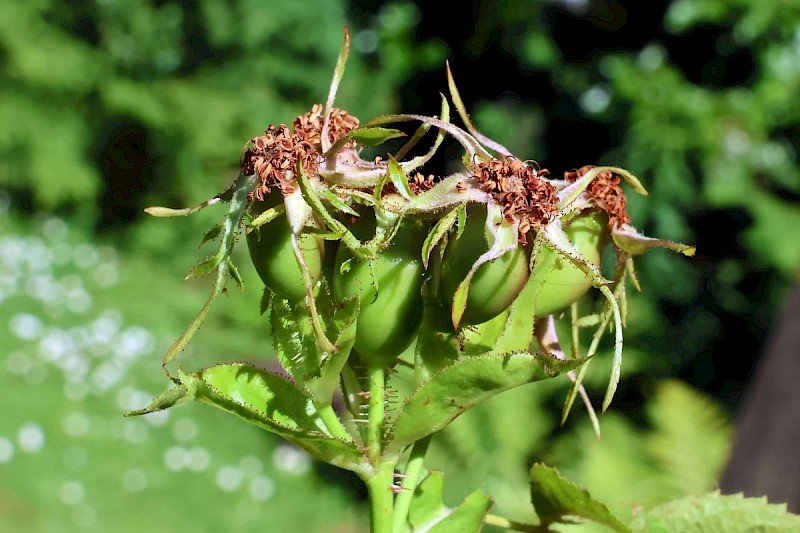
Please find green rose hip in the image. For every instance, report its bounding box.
[333,214,427,366]
[440,204,531,327]
[528,210,608,316]
[247,195,324,302]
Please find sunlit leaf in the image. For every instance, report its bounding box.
[388,352,585,452]
[529,463,630,532]
[628,492,800,533]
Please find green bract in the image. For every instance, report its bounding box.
[440,204,530,326]
[247,197,324,302]
[530,210,607,316]
[333,214,427,366]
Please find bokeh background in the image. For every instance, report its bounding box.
[2,0,800,531]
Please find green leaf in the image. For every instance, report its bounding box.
[270,298,321,383]
[408,471,445,530]
[414,301,461,383]
[628,492,800,533]
[388,352,585,452]
[194,363,322,432]
[131,364,366,473]
[428,490,493,533]
[406,472,492,533]
[350,127,407,147]
[645,380,732,499]
[529,463,630,532]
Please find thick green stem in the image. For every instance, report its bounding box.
[392,435,431,533]
[367,364,386,464]
[365,461,396,533]
[315,402,351,441]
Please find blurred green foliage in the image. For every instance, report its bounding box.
[0,0,442,220]
[3,0,799,530]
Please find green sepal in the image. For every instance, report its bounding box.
[259,286,272,316]
[247,204,285,232]
[307,295,359,403]
[321,188,359,217]
[388,155,414,200]
[226,258,243,292]
[199,224,223,247]
[421,207,460,268]
[529,463,630,532]
[350,127,407,147]
[124,383,190,417]
[387,352,586,452]
[163,173,256,366]
[184,255,219,280]
[612,224,696,257]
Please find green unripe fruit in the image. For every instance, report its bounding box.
[528,211,608,316]
[247,196,324,302]
[333,214,426,366]
[440,204,531,327]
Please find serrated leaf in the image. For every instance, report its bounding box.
[628,492,800,533]
[270,298,321,383]
[645,380,732,500]
[194,363,322,432]
[388,353,585,452]
[428,490,493,533]
[134,363,366,473]
[350,127,407,146]
[529,463,630,532]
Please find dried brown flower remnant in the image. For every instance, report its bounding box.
[408,172,437,195]
[472,157,558,243]
[293,104,359,148]
[564,165,631,227]
[383,172,438,196]
[242,105,359,201]
[242,124,320,200]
